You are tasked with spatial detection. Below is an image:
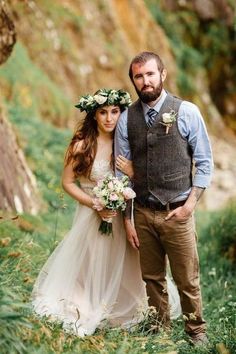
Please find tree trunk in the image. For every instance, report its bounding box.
[0,110,41,214]
[0,1,16,65]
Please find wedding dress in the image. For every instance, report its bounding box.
[32,159,181,336]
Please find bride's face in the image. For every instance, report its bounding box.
[95,105,121,134]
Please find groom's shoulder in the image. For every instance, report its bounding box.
[118,99,140,125]
[180,100,202,117]
[130,98,140,107]
[128,99,141,113]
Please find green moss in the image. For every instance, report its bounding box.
[39,0,86,31]
[0,43,72,125]
[145,0,236,101]
[144,1,202,95]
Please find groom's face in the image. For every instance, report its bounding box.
[131,58,166,104]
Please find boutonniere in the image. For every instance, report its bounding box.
[159,109,177,134]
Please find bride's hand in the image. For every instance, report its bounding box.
[92,199,116,220]
[97,209,117,221]
[124,218,139,250]
[116,155,134,179]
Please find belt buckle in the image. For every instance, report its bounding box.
[166,203,170,211]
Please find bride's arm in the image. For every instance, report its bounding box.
[62,142,116,219]
[62,163,94,208]
[115,155,134,179]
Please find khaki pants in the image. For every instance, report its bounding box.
[134,203,206,336]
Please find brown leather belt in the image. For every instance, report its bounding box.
[136,196,186,211]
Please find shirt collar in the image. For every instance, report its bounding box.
[141,89,167,115]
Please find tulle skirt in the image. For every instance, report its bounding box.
[32,205,148,336]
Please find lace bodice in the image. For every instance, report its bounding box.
[79,159,113,194]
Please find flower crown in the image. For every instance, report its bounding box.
[75,88,132,113]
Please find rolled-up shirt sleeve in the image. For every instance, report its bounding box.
[114,109,132,178]
[178,101,214,188]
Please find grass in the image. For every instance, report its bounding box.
[0,206,235,353]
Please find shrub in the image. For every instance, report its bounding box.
[202,201,236,265]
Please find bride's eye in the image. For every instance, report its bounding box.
[112,109,120,114]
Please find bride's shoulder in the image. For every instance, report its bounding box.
[64,140,84,166]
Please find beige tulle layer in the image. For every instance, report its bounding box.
[32,205,148,335]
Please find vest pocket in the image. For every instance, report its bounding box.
[164,171,183,181]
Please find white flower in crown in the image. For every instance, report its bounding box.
[108,90,119,101]
[121,92,132,105]
[79,97,86,104]
[160,109,177,134]
[94,94,108,105]
[86,96,94,103]
[119,96,128,105]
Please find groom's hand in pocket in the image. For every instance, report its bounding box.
[124,218,140,250]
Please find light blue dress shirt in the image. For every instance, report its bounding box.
[114,90,214,202]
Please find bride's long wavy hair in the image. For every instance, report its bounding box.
[64,111,100,178]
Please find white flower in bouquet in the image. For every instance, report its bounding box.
[108,181,114,190]
[110,193,119,201]
[123,187,136,200]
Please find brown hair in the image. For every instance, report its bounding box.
[65,104,125,178]
[64,111,98,178]
[129,51,165,82]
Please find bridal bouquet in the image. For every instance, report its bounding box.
[92,174,136,236]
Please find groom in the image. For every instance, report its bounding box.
[115,51,213,345]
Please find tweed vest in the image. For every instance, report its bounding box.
[127,93,193,204]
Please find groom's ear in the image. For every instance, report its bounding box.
[161,69,167,82]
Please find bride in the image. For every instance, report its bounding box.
[32,88,180,337]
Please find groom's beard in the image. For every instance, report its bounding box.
[135,80,163,104]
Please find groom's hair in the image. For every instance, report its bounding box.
[129,51,165,82]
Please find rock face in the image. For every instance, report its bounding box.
[0,110,40,214]
[162,0,234,24]
[0,3,16,64]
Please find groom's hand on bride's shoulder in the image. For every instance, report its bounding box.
[124,218,140,250]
